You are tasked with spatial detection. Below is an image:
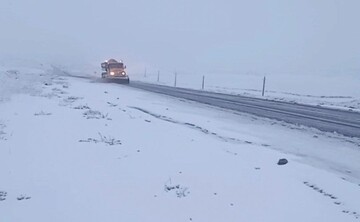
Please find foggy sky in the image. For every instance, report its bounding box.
[1,0,359,75]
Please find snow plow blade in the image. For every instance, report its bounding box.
[101,78,130,84]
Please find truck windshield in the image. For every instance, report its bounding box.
[109,63,124,69]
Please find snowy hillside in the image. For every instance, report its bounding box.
[1,64,360,221]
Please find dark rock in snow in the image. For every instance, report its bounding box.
[277,158,288,165]
[17,194,31,201]
[0,191,7,201]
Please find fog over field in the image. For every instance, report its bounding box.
[1,0,359,76]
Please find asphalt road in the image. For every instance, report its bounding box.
[129,81,360,138]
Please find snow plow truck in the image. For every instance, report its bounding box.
[101,59,129,84]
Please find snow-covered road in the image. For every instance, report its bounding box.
[1,67,360,221]
[129,81,360,138]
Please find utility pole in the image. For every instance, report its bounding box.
[144,68,147,78]
[157,71,160,83]
[262,76,266,96]
[202,75,205,90]
[174,72,177,87]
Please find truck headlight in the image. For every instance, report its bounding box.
[110,72,115,76]
[121,71,126,75]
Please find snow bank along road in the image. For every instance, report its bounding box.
[129,81,360,138]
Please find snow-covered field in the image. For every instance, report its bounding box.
[1,64,360,221]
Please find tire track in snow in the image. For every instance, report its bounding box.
[303,181,360,220]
